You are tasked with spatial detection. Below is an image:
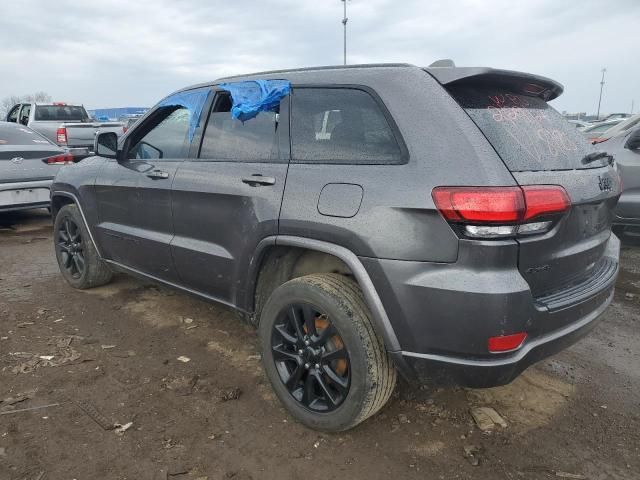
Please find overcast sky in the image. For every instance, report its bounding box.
[1,0,638,114]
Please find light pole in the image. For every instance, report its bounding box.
[596,68,606,120]
[341,0,348,65]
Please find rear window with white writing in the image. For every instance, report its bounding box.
[449,87,603,171]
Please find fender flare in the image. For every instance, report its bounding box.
[50,190,104,258]
[247,235,401,353]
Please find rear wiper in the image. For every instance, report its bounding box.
[582,151,613,165]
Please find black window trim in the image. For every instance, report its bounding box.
[289,84,409,165]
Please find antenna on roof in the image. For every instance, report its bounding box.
[429,59,456,68]
[341,0,349,65]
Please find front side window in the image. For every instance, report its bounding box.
[291,88,403,164]
[128,107,190,160]
[199,94,278,162]
[7,105,19,123]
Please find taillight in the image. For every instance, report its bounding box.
[432,185,570,239]
[488,332,527,353]
[56,127,67,144]
[43,153,74,165]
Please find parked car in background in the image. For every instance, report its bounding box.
[0,122,72,212]
[592,113,640,145]
[50,63,620,431]
[601,113,632,122]
[118,114,144,133]
[608,126,640,237]
[568,119,591,129]
[5,102,125,160]
[581,119,624,142]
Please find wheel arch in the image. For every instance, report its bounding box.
[245,236,401,353]
[50,190,103,258]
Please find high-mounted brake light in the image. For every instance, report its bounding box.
[56,127,67,144]
[432,185,570,238]
[488,332,527,353]
[43,153,74,165]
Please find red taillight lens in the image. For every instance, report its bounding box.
[43,153,74,165]
[488,332,527,353]
[56,127,67,144]
[522,186,570,221]
[432,185,571,238]
[432,187,524,223]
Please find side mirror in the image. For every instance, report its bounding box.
[625,129,640,150]
[95,131,119,159]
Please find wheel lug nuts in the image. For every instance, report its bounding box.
[304,363,310,369]
[305,340,310,346]
[315,363,320,369]
[298,349,304,355]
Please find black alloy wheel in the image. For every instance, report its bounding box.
[271,303,350,412]
[56,216,85,279]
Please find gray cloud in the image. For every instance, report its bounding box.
[0,0,637,114]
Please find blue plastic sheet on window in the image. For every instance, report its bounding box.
[218,80,291,122]
[157,87,211,141]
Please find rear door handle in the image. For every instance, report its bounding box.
[242,175,276,186]
[146,169,170,180]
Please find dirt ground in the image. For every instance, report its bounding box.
[1,209,639,480]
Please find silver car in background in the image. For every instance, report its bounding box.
[0,122,70,212]
[610,125,640,237]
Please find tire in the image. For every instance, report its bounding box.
[258,273,397,431]
[54,204,112,289]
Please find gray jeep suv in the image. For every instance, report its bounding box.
[50,63,621,431]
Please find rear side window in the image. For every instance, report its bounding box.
[34,105,87,122]
[0,124,52,146]
[199,94,278,162]
[291,88,404,164]
[449,87,601,171]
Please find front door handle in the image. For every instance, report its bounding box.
[146,169,170,180]
[242,175,276,187]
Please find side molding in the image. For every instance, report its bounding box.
[274,236,401,352]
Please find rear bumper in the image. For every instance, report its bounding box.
[0,179,53,212]
[396,287,613,387]
[361,234,620,387]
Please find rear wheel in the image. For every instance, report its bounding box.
[258,273,396,431]
[54,204,112,289]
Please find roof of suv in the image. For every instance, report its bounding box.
[179,62,564,101]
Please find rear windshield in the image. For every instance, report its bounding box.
[34,105,88,122]
[449,87,602,171]
[0,124,53,146]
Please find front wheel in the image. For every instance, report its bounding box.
[258,273,397,431]
[54,204,112,289]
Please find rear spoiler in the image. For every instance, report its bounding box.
[424,66,564,101]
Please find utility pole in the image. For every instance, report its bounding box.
[596,68,606,119]
[631,99,635,115]
[341,0,348,65]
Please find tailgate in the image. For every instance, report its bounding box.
[65,123,124,148]
[513,167,619,298]
[436,69,621,301]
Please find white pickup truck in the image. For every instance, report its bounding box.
[5,102,125,160]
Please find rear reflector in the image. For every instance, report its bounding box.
[432,185,570,238]
[488,332,527,353]
[56,127,67,144]
[43,153,74,165]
